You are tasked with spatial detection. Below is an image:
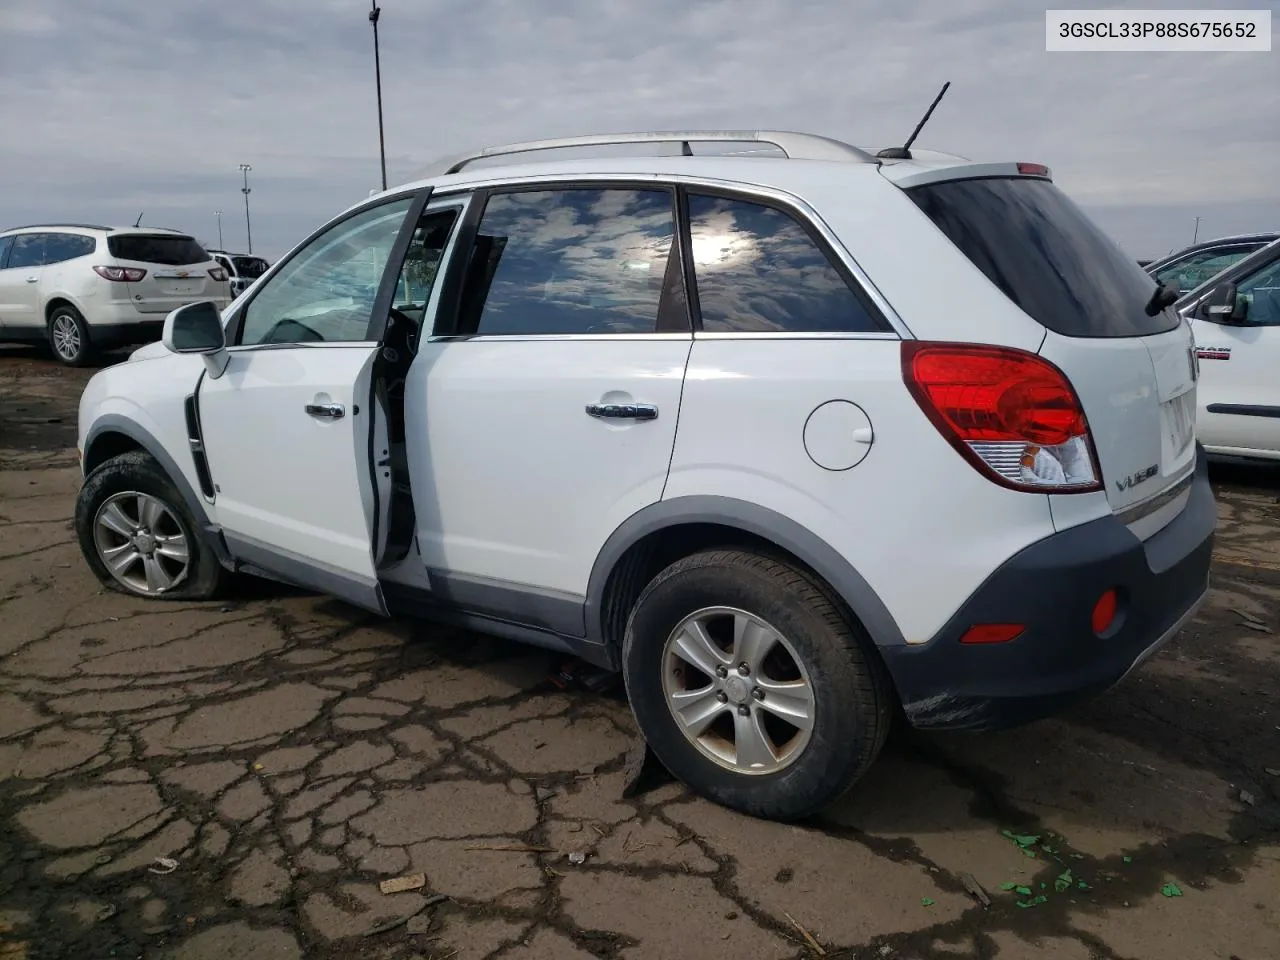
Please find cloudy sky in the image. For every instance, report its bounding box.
[1,0,1276,260]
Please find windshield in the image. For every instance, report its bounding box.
[907,177,1178,338]
[108,234,209,266]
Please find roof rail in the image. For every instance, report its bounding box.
[4,222,111,232]
[425,130,878,176]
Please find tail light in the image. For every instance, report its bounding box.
[93,265,146,282]
[902,341,1101,493]
[208,267,228,282]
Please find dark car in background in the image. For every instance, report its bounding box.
[1145,231,1279,294]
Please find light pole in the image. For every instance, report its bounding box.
[1192,216,1202,244]
[214,210,223,249]
[369,1,387,191]
[239,164,253,255]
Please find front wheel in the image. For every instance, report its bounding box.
[75,451,227,601]
[622,549,894,821]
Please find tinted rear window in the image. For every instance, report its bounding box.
[108,234,209,266]
[907,177,1177,338]
[232,256,268,278]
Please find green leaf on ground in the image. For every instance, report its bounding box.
[921,897,935,907]
[1077,880,1091,891]
[1014,886,1033,896]
[1016,895,1049,909]
[1000,882,1018,891]
[1055,870,1074,892]
[1023,849,1037,859]
[1161,882,1183,898]
[1003,830,1041,848]
[1122,856,1132,864]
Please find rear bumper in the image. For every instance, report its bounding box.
[87,297,230,347]
[880,446,1216,731]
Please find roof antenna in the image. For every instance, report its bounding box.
[134,211,144,227]
[877,81,951,161]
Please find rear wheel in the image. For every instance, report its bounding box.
[622,549,894,821]
[47,305,95,366]
[75,451,226,601]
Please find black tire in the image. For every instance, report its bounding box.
[47,304,96,367]
[622,549,893,821]
[75,450,227,601]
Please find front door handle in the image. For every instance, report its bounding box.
[305,402,345,420]
[26,277,39,283]
[585,402,658,421]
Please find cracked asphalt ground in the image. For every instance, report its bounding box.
[1,345,1278,960]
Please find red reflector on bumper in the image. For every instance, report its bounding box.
[1092,589,1118,635]
[960,623,1024,644]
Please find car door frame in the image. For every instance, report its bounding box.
[199,183,436,610]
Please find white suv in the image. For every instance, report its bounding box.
[0,224,231,365]
[73,130,1216,820]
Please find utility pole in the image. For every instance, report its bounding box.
[215,210,223,249]
[1192,216,1201,244]
[239,164,253,255]
[369,1,387,191]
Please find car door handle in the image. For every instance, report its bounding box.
[26,277,39,283]
[585,402,658,421]
[305,402,345,420]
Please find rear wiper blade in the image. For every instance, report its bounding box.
[1145,282,1179,317]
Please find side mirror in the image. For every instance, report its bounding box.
[162,301,230,378]
[1202,282,1249,324]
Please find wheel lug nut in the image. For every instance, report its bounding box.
[737,705,750,716]
[737,663,750,676]
[715,666,728,678]
[752,688,764,701]
[716,692,728,703]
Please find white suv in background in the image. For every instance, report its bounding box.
[73,130,1216,820]
[0,224,231,365]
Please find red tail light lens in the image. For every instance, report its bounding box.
[902,341,1101,492]
[93,265,146,282]
[208,267,228,282]
[1017,162,1051,178]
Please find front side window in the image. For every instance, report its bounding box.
[238,197,413,346]
[6,234,45,269]
[456,187,682,336]
[1155,245,1261,292]
[390,207,461,321]
[685,193,884,334]
[1236,258,1280,327]
[43,233,96,265]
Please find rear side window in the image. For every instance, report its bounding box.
[686,193,885,334]
[108,234,209,266]
[0,236,13,267]
[908,177,1178,338]
[457,187,683,336]
[232,256,268,279]
[43,233,96,264]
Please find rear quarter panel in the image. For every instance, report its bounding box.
[664,338,1058,646]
